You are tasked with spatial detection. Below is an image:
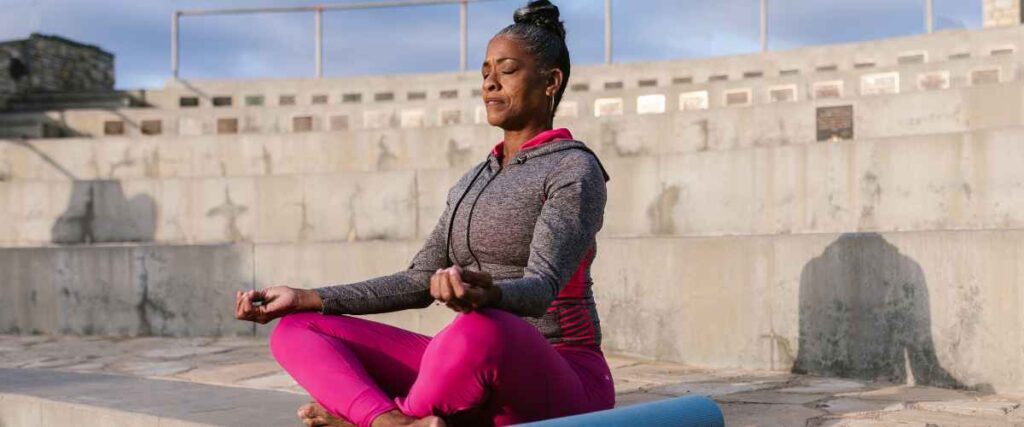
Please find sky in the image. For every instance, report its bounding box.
[0,0,982,89]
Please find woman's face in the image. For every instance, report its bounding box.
[481,35,561,130]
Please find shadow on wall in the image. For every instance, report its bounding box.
[792,233,966,389]
[51,180,157,244]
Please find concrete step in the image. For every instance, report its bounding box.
[0,368,308,427]
[3,91,150,112]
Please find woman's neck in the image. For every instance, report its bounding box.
[502,122,551,161]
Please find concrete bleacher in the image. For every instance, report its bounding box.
[3,22,1024,402]
[1,26,1021,139]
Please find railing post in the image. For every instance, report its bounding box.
[315,7,323,78]
[460,0,468,72]
[760,0,768,52]
[171,11,180,79]
[604,0,612,64]
[925,0,934,34]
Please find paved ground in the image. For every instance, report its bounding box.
[1,334,1023,426]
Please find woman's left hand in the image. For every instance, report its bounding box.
[430,266,500,313]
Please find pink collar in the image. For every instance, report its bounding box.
[490,128,574,159]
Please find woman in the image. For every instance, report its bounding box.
[235,1,613,426]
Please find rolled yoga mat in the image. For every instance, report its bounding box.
[515,395,724,427]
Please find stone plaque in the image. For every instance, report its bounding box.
[636,94,665,115]
[971,68,1000,85]
[103,120,125,135]
[217,118,239,134]
[679,91,708,111]
[400,109,425,128]
[291,116,313,133]
[141,119,162,135]
[813,81,843,99]
[330,115,349,131]
[860,72,900,95]
[593,98,623,117]
[769,86,796,103]
[816,105,853,142]
[724,89,751,107]
[555,101,579,118]
[917,71,950,91]
[439,109,461,126]
[364,111,391,129]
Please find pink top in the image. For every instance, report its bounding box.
[490,128,574,160]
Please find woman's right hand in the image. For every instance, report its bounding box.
[235,286,322,324]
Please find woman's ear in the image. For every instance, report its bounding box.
[545,68,564,97]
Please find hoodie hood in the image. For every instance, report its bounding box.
[486,128,611,182]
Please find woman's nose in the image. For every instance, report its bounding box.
[482,75,498,93]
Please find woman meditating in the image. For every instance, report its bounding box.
[235,1,613,425]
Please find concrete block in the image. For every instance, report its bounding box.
[253,175,305,243]
[593,230,1024,394]
[147,179,193,244]
[0,393,43,426]
[0,248,60,334]
[131,244,255,336]
[350,170,418,241]
[17,181,70,245]
[600,157,660,237]
[0,182,14,244]
[51,246,140,335]
[190,177,256,243]
[414,169,463,240]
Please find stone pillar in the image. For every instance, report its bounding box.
[983,0,1022,27]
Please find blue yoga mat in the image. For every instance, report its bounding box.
[515,395,724,427]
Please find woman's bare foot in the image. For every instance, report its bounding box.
[297,401,355,427]
[371,410,446,427]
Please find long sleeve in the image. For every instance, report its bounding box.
[493,151,607,317]
[313,189,456,316]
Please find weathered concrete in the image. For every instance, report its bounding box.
[3,335,1024,426]
[0,368,306,427]
[2,23,1022,139]
[4,80,1024,180]
[0,244,254,337]
[1,228,1022,393]
[2,126,1024,246]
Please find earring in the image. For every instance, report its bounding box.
[548,94,555,116]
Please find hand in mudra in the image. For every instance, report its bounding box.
[235,286,321,324]
[430,266,500,313]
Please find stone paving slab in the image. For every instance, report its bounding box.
[0,368,307,426]
[3,335,1024,426]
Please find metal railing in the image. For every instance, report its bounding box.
[171,0,938,79]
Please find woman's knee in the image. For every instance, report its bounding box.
[441,309,529,346]
[268,312,322,357]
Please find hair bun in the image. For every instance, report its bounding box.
[513,0,565,40]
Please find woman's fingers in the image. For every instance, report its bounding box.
[438,271,453,302]
[234,291,245,320]
[448,269,466,299]
[430,269,441,301]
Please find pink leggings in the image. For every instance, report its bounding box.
[269,309,615,427]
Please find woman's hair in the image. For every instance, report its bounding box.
[495,0,570,116]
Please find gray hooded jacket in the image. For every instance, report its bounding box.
[315,135,610,347]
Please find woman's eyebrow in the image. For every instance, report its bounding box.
[482,57,520,67]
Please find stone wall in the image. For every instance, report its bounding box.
[0,33,114,109]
